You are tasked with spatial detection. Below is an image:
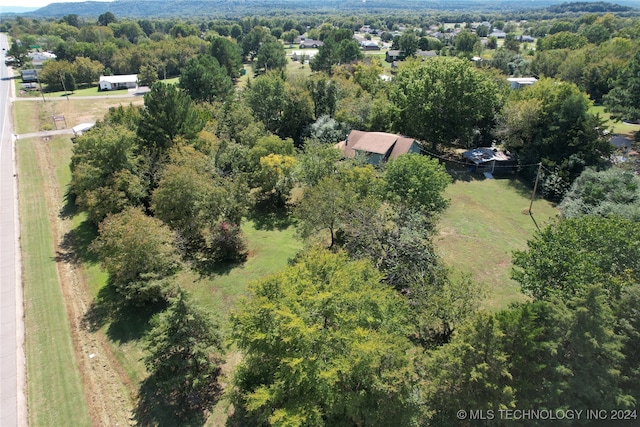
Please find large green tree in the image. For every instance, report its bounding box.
[512,215,640,301]
[179,54,233,103]
[230,249,420,426]
[383,153,451,219]
[499,78,611,199]
[604,50,640,122]
[295,176,359,248]
[7,39,29,66]
[136,289,223,425]
[424,311,515,426]
[558,167,640,220]
[245,71,286,134]
[151,147,223,252]
[254,40,288,73]
[70,124,147,224]
[92,207,182,305]
[454,30,480,54]
[388,57,500,149]
[208,35,243,79]
[310,31,363,74]
[138,82,205,152]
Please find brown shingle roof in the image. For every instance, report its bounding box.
[336,130,419,160]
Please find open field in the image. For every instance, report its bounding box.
[12,97,145,134]
[17,137,91,427]
[435,176,558,310]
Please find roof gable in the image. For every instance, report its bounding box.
[336,130,419,163]
[99,74,138,84]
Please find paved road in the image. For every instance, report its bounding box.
[0,34,26,427]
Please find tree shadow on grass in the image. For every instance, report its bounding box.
[55,219,100,264]
[134,372,221,427]
[446,165,488,183]
[505,175,538,200]
[59,188,79,220]
[82,282,167,344]
[193,258,244,278]
[247,197,295,231]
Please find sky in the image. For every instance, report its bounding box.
[3,0,113,11]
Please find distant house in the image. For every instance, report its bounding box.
[489,30,507,38]
[99,74,138,91]
[20,69,38,83]
[291,50,317,62]
[299,39,323,48]
[386,49,437,62]
[519,35,535,43]
[360,40,380,50]
[416,49,437,59]
[463,147,515,176]
[335,130,422,165]
[507,77,537,89]
[28,51,56,67]
[386,49,402,62]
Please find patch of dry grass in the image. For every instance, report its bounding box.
[435,176,558,310]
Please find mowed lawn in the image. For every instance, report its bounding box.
[17,137,91,427]
[435,176,559,310]
[591,105,640,138]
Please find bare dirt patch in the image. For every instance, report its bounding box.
[33,137,135,426]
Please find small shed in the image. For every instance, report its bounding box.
[507,77,537,89]
[463,147,515,175]
[72,122,95,137]
[99,74,138,91]
[20,69,38,83]
[610,134,634,154]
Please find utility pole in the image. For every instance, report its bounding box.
[59,72,69,101]
[529,162,542,214]
[36,74,45,103]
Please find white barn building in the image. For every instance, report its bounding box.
[99,74,138,91]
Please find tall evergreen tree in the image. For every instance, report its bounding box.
[137,289,224,425]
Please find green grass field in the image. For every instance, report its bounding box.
[17,137,91,427]
[435,176,558,310]
[591,105,640,137]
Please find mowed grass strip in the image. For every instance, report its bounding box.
[435,177,558,310]
[17,137,91,427]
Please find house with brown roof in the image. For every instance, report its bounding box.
[335,130,422,165]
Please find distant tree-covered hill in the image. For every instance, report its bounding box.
[546,1,634,12]
[12,0,637,19]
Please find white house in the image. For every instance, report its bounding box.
[507,77,538,89]
[28,51,56,67]
[291,51,317,62]
[99,74,138,91]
